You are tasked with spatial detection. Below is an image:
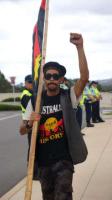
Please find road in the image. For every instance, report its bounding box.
[0,111,28,197]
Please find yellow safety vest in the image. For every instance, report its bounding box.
[79,94,86,110]
[94,88,100,98]
[20,89,32,113]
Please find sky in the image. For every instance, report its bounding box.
[0,0,112,84]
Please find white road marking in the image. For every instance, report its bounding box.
[0,114,21,121]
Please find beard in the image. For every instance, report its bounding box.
[47,83,59,92]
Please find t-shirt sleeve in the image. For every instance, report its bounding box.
[70,86,81,108]
[22,99,33,120]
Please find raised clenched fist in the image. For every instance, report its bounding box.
[70,33,83,48]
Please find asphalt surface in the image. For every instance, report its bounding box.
[0,111,28,197]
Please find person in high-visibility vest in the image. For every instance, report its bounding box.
[19,75,38,180]
[76,94,85,129]
[83,82,96,127]
[90,81,104,123]
[20,75,34,120]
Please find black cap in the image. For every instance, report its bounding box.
[91,81,98,85]
[43,61,66,77]
[25,75,32,83]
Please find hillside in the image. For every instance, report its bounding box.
[70,78,112,92]
[97,78,112,91]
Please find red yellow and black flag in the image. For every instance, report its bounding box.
[32,0,46,93]
[24,1,49,199]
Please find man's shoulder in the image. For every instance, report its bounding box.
[60,88,70,95]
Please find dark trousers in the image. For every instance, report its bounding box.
[92,101,97,121]
[76,106,82,129]
[97,101,101,119]
[38,160,74,200]
[92,101,101,121]
[85,102,92,124]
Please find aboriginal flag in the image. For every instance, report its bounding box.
[32,0,46,94]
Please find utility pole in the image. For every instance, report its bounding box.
[10,76,16,103]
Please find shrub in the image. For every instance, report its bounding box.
[0,104,21,111]
[2,97,20,102]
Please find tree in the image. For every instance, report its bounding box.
[0,71,12,92]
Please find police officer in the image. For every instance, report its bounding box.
[19,75,38,180]
[83,82,96,127]
[90,81,104,123]
[76,95,85,129]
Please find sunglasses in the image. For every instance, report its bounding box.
[44,73,60,80]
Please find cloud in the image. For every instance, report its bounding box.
[2,0,112,15]
[0,0,112,83]
[51,0,112,15]
[0,30,11,40]
[0,0,30,1]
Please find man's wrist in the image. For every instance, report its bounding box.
[76,45,83,51]
[25,122,32,129]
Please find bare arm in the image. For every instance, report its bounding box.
[19,120,29,135]
[70,33,89,98]
[19,113,41,135]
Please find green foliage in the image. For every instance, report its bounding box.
[2,97,20,102]
[0,71,12,92]
[105,112,112,115]
[0,70,24,92]
[0,104,21,111]
[15,85,24,92]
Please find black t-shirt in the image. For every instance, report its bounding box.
[36,91,71,166]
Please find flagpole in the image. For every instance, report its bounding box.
[24,1,49,199]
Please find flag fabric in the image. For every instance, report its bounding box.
[32,0,46,94]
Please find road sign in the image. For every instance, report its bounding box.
[10,76,16,85]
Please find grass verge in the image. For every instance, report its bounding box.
[0,103,21,111]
